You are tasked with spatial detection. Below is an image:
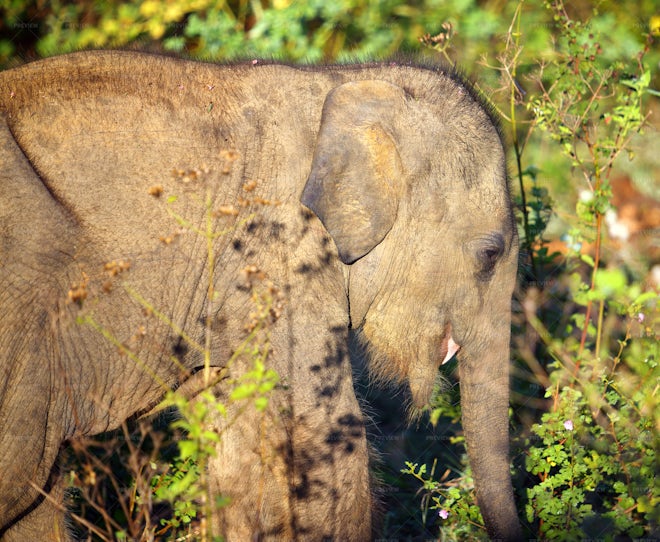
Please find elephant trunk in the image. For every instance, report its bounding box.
[459,346,523,541]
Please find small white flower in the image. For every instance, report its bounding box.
[579,190,594,202]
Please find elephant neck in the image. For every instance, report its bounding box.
[346,242,387,328]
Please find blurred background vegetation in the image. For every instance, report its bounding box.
[1,0,658,540]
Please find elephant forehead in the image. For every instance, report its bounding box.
[414,189,510,237]
[462,185,512,222]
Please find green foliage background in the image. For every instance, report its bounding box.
[1,0,658,540]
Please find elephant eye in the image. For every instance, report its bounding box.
[476,233,505,281]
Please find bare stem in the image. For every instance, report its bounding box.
[509,2,536,276]
[204,190,215,388]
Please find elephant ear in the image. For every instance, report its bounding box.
[301,80,407,264]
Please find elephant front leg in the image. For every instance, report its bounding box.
[203,284,372,540]
[289,399,372,541]
[206,400,297,540]
[205,334,373,541]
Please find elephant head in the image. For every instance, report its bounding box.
[302,78,522,540]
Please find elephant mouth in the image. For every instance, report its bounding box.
[440,325,460,365]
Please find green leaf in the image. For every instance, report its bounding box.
[230,382,258,401]
[632,292,658,308]
[177,440,198,461]
[594,268,627,297]
[579,253,595,267]
[254,397,269,411]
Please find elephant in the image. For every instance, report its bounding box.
[0,51,522,540]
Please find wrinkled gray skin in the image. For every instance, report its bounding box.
[0,51,521,541]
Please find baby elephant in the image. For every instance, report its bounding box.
[0,51,521,540]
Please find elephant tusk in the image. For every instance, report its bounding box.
[442,336,460,365]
